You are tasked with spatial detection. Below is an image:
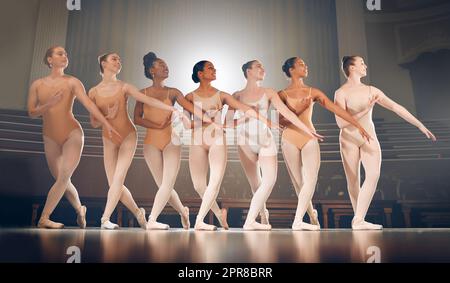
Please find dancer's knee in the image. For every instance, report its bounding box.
[365,171,380,185]
[158,182,173,194]
[111,172,127,186]
[264,176,277,190]
[207,178,223,194]
[193,184,206,195]
[56,170,72,186]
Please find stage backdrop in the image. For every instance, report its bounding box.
[64,0,341,123]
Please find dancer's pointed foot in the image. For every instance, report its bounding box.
[180,207,190,230]
[309,209,320,228]
[352,217,383,230]
[217,209,229,230]
[194,221,217,231]
[135,208,147,229]
[292,220,320,231]
[76,205,87,229]
[38,218,64,229]
[260,208,270,225]
[101,219,119,230]
[146,218,170,230]
[243,221,272,231]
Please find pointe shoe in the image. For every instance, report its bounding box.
[136,208,147,229]
[292,220,320,231]
[146,218,169,230]
[260,209,270,225]
[101,219,119,230]
[180,207,190,230]
[76,205,87,229]
[243,221,272,231]
[217,209,229,230]
[38,218,64,229]
[352,218,383,230]
[194,221,217,231]
[309,209,320,228]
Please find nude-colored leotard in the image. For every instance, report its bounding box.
[92,87,136,145]
[191,91,224,145]
[143,88,174,151]
[38,80,81,146]
[237,93,277,156]
[281,87,315,150]
[340,86,377,147]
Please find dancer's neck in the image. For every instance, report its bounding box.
[49,68,64,78]
[347,74,363,86]
[244,78,261,92]
[102,71,117,83]
[151,77,166,89]
[289,77,307,88]
[198,82,213,92]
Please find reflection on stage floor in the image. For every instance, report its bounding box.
[1,228,450,263]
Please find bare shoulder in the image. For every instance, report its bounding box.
[168,87,183,97]
[311,87,324,95]
[87,86,97,98]
[334,85,349,97]
[232,90,243,99]
[185,91,194,101]
[220,91,232,97]
[30,78,43,89]
[277,88,286,95]
[65,74,78,82]
[119,81,134,95]
[66,75,84,88]
[118,80,127,89]
[335,88,344,95]
[263,87,277,97]
[310,87,327,100]
[367,85,383,95]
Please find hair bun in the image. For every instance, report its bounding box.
[143,52,158,80]
[143,52,157,65]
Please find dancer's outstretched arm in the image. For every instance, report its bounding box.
[371,86,436,141]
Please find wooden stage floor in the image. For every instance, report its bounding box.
[1,228,450,263]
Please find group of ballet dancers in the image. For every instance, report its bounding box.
[28,46,436,231]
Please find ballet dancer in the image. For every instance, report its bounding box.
[335,55,436,230]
